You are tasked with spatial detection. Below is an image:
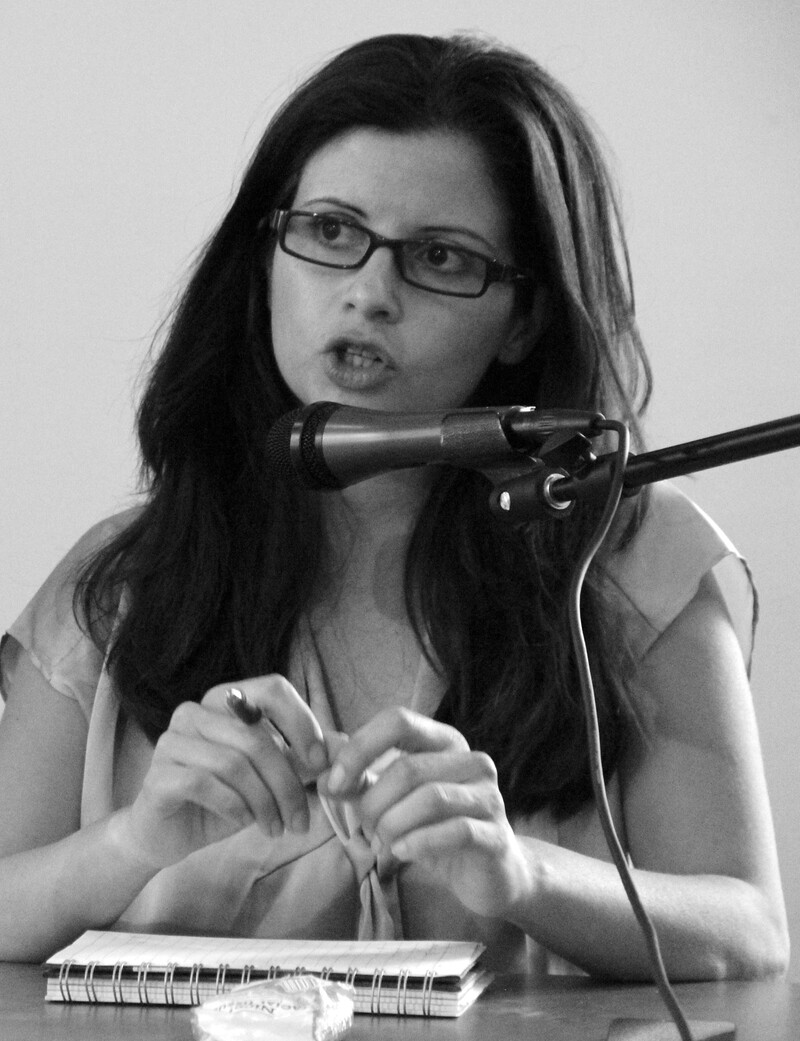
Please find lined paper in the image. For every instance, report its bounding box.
[47,930,484,980]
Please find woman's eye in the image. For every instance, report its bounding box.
[314,217,344,241]
[308,215,364,251]
[420,243,467,271]
[426,245,449,266]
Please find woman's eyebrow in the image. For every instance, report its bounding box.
[417,224,499,253]
[295,196,367,217]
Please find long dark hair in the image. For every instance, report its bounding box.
[76,33,651,821]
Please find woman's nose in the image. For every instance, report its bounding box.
[342,246,404,321]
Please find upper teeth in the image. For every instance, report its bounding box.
[343,345,380,366]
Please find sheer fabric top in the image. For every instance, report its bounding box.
[0,483,756,972]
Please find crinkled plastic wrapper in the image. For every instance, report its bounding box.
[190,974,355,1041]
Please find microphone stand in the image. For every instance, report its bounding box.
[488,412,800,1041]
[489,413,800,520]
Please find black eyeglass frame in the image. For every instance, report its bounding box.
[266,208,533,299]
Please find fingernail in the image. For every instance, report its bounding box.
[327,763,346,793]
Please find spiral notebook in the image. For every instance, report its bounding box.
[44,930,494,1017]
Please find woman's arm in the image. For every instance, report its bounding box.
[0,641,328,962]
[0,642,159,960]
[510,571,789,979]
[322,573,789,979]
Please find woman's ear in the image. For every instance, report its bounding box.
[496,285,549,366]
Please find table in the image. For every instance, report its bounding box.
[2,961,799,1040]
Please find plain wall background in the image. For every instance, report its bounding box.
[2,1,799,979]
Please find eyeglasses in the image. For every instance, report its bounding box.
[268,209,532,298]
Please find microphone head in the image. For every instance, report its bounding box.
[265,402,342,489]
[264,409,301,481]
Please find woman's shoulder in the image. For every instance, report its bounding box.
[602,482,756,663]
[3,506,143,713]
[52,506,142,568]
[20,505,143,616]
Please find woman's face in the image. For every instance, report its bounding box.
[268,127,529,413]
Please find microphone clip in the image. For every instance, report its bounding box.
[487,431,597,521]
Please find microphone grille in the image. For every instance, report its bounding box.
[265,402,341,488]
[298,402,340,488]
[265,409,302,480]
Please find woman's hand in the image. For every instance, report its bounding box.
[117,675,329,870]
[318,707,531,919]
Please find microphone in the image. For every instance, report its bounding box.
[265,401,604,489]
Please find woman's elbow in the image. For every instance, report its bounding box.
[722,895,791,980]
[671,885,791,982]
[739,920,790,980]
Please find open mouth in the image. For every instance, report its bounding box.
[330,339,387,369]
[323,337,394,390]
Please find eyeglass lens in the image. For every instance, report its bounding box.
[282,212,490,296]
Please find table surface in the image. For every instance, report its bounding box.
[2,961,799,1040]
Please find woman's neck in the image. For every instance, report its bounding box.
[305,469,435,727]
[318,466,433,541]
[312,466,435,604]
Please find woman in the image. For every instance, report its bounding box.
[0,33,788,978]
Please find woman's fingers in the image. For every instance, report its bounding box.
[161,674,330,837]
[325,707,469,797]
[147,736,271,835]
[204,675,329,782]
[317,706,506,851]
[154,708,307,837]
[389,815,503,862]
[357,750,502,845]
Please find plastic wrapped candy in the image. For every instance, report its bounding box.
[191,974,354,1041]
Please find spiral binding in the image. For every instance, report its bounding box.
[111,962,126,1003]
[57,959,75,1001]
[188,963,202,1005]
[369,968,385,1013]
[53,956,461,1014]
[135,961,150,1004]
[214,962,229,994]
[163,963,176,1005]
[395,969,410,1015]
[85,961,99,1003]
[421,970,436,1016]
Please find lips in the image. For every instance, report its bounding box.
[322,336,395,392]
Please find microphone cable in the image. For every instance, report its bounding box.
[567,418,695,1041]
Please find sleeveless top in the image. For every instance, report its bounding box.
[0,483,755,974]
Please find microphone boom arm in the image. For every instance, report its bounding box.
[491,412,800,520]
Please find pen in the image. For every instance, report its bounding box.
[225,685,323,792]
[225,687,263,726]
